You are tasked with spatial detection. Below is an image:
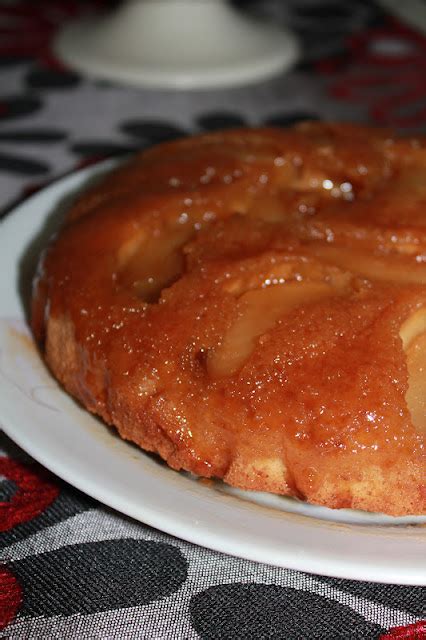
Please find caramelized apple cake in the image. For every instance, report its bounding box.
[32,123,426,515]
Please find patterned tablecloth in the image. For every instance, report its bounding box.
[1,1,425,638]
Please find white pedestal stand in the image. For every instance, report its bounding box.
[54,0,299,89]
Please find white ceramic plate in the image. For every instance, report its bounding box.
[1,162,425,586]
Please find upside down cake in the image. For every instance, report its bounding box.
[32,123,426,516]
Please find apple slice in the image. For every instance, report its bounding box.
[117,225,192,302]
[207,279,346,378]
[400,307,426,434]
[311,244,426,285]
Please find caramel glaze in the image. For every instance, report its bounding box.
[32,123,426,515]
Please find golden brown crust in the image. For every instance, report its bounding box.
[32,123,426,515]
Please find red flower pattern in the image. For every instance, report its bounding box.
[0,1,109,68]
[318,19,426,128]
[0,457,59,532]
[380,621,426,639]
[0,566,22,631]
